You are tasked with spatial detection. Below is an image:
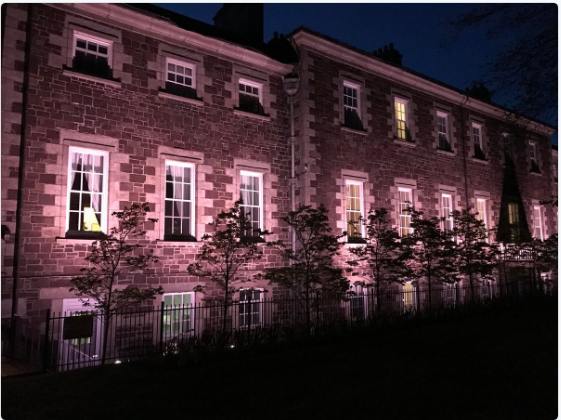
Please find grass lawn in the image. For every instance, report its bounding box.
[2,297,557,420]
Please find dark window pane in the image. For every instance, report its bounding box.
[98,46,108,55]
[165,200,173,217]
[87,43,97,52]
[76,39,86,49]
[165,217,172,234]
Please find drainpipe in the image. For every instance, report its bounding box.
[283,75,299,255]
[459,95,470,208]
[10,4,33,349]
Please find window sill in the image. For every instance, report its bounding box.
[62,68,122,88]
[233,109,271,121]
[530,170,542,176]
[436,148,455,156]
[55,236,101,244]
[158,91,204,106]
[393,138,416,147]
[344,242,366,249]
[155,239,201,246]
[341,126,368,136]
[470,157,489,165]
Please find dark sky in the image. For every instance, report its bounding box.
[156,3,557,144]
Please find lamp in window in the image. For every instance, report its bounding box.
[83,207,101,231]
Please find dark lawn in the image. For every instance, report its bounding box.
[2,297,557,420]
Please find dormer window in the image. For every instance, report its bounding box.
[343,81,363,130]
[72,32,113,79]
[238,79,265,115]
[165,58,197,99]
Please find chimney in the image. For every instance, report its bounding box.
[213,4,264,45]
[372,42,403,66]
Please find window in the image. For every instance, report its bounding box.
[345,180,364,241]
[165,161,195,241]
[343,81,363,130]
[66,147,108,237]
[162,293,194,340]
[239,171,263,239]
[403,282,416,311]
[553,163,558,183]
[165,58,197,99]
[437,111,452,151]
[394,98,409,141]
[238,79,265,115]
[398,188,413,236]
[72,32,113,79]
[533,205,543,240]
[472,123,485,160]
[349,284,368,319]
[529,141,540,172]
[508,202,520,241]
[443,283,456,306]
[476,198,488,227]
[238,289,263,328]
[441,194,454,232]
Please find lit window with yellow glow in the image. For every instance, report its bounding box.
[441,193,454,231]
[476,198,488,227]
[508,202,520,241]
[395,98,408,140]
[532,205,543,240]
[66,147,108,236]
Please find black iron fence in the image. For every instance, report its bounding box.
[37,281,552,372]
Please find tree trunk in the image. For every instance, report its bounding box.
[101,311,111,365]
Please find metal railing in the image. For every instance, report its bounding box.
[38,281,551,372]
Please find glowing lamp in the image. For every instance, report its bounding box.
[83,207,101,231]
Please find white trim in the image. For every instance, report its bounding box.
[164,160,196,239]
[344,179,365,239]
[397,187,413,236]
[66,146,109,234]
[72,30,113,68]
[441,193,454,232]
[239,170,264,234]
[165,57,196,89]
[532,205,544,240]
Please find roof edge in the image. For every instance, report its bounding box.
[290,27,556,136]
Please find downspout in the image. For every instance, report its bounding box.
[459,95,470,208]
[283,74,300,256]
[11,4,33,342]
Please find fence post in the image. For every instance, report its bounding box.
[42,309,50,372]
[159,302,164,354]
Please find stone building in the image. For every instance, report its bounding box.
[1,3,557,328]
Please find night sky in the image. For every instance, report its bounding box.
[156,3,557,144]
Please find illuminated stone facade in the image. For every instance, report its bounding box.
[1,4,556,325]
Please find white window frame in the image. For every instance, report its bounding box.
[394,97,409,140]
[162,292,195,340]
[238,288,264,328]
[239,170,264,235]
[476,198,488,227]
[533,205,544,240]
[238,78,263,108]
[471,122,483,154]
[66,146,109,234]
[165,57,196,89]
[72,31,113,68]
[164,160,196,239]
[436,110,450,149]
[398,187,413,237]
[343,80,361,124]
[345,179,365,239]
[441,193,454,232]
